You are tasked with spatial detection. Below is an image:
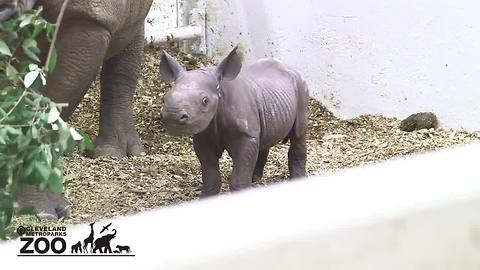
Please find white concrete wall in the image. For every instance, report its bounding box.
[3,144,480,268]
[203,0,480,130]
[144,0,178,43]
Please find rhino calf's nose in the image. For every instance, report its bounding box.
[178,112,189,124]
[162,110,189,125]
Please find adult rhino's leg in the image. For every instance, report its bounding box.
[16,22,111,220]
[94,26,145,157]
[252,148,269,184]
[44,21,110,119]
[15,185,71,220]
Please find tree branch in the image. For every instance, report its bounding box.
[0,90,27,124]
[44,0,70,73]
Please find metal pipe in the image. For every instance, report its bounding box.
[146,0,207,54]
[150,25,203,44]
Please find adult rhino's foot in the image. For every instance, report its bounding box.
[93,124,144,158]
[15,185,71,220]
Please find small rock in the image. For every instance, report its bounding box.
[118,173,129,180]
[399,112,438,132]
[324,134,347,140]
[130,188,147,195]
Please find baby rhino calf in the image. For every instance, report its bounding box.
[160,47,309,197]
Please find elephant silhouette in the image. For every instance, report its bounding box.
[71,241,82,254]
[92,229,117,253]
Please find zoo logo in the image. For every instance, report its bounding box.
[72,222,133,256]
[17,222,133,257]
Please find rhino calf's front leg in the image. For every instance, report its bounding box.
[198,158,222,197]
[194,135,223,197]
[228,137,259,191]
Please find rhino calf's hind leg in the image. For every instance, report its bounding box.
[94,27,145,157]
[287,108,308,179]
[288,79,309,179]
[288,134,307,179]
[252,149,270,184]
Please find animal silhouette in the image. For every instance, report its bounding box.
[83,222,95,253]
[100,222,112,234]
[113,250,120,254]
[71,241,82,253]
[92,229,117,253]
[116,245,131,254]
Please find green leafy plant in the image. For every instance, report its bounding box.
[0,6,81,239]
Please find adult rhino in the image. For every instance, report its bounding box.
[0,0,153,219]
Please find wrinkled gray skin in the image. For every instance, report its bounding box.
[0,0,153,218]
[160,47,309,196]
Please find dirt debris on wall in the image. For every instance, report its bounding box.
[12,41,480,226]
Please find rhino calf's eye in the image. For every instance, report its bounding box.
[202,97,208,105]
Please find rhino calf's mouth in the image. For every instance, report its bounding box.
[162,111,210,137]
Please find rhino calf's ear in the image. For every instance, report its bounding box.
[160,50,185,83]
[216,46,242,81]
